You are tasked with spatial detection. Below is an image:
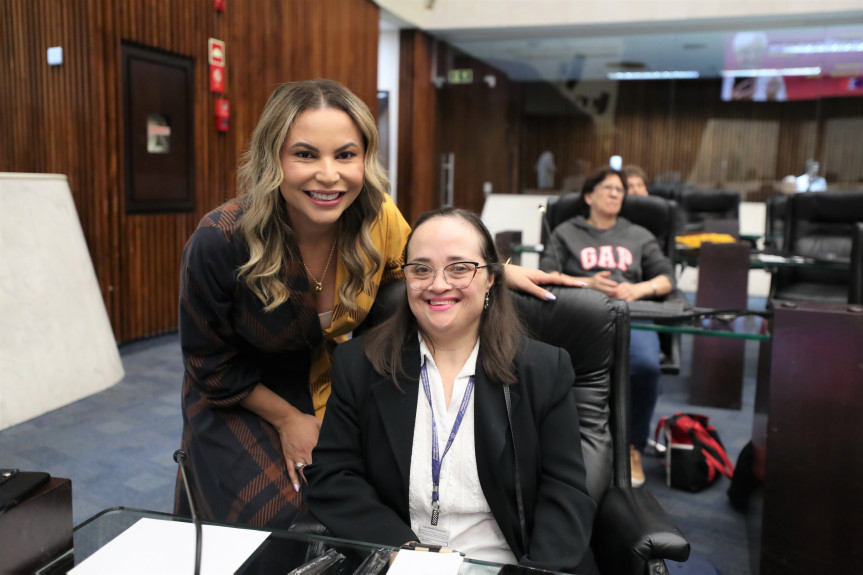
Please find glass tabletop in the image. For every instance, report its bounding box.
[675,248,851,271]
[631,313,770,340]
[39,507,563,575]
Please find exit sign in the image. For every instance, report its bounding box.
[448,69,474,84]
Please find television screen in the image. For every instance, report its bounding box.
[721,27,863,101]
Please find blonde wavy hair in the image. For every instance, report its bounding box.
[236,79,388,312]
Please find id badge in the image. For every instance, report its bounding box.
[417,524,450,547]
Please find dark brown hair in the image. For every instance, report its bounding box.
[573,167,628,217]
[363,207,525,386]
[622,164,648,185]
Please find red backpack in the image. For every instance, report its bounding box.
[653,412,735,492]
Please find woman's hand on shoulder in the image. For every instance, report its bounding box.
[504,265,588,301]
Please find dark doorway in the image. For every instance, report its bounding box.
[122,43,194,213]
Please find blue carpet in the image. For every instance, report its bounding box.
[0,334,182,523]
[0,300,762,574]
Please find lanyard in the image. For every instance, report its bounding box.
[420,362,475,526]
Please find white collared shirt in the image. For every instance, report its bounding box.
[408,335,517,566]
[796,174,827,192]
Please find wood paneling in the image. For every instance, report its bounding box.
[397,29,438,225]
[1,0,380,342]
[436,46,519,215]
[520,80,863,197]
[396,31,520,222]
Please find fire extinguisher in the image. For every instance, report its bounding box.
[215,99,229,132]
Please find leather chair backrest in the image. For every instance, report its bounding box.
[765,194,790,250]
[679,189,741,232]
[543,192,582,240]
[646,185,679,202]
[777,192,863,290]
[620,195,679,258]
[851,222,863,305]
[359,281,631,503]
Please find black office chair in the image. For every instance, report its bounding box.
[770,191,863,304]
[764,194,790,251]
[543,193,688,374]
[851,222,863,305]
[678,189,741,235]
[314,281,691,574]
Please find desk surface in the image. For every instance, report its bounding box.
[676,247,851,271]
[631,313,770,341]
[40,507,563,575]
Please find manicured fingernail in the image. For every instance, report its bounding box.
[294,482,301,492]
[544,292,557,301]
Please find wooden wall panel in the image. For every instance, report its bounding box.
[1,0,380,343]
[436,46,519,215]
[520,80,863,199]
[397,29,438,225]
[396,31,521,222]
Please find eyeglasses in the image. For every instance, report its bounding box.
[401,261,488,290]
[596,183,625,194]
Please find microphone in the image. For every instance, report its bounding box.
[538,204,564,272]
[174,449,202,575]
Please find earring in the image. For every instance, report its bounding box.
[484,292,490,310]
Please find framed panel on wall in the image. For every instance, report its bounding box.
[122,43,194,213]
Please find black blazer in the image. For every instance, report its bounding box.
[305,334,599,575]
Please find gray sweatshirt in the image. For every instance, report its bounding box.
[540,215,675,287]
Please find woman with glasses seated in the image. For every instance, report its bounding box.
[177,78,592,530]
[305,207,599,575]
[539,167,675,488]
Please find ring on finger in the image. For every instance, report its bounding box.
[295,462,306,469]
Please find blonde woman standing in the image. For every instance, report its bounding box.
[176,79,581,528]
[176,79,410,527]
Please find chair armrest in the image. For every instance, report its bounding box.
[657,289,689,375]
[592,487,690,574]
[288,506,331,536]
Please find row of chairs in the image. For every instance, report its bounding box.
[542,190,863,306]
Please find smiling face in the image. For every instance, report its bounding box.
[279,107,365,233]
[585,173,626,220]
[405,215,494,347]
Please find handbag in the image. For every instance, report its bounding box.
[653,412,735,492]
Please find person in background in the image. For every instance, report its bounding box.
[306,207,599,575]
[538,167,675,488]
[623,165,649,196]
[796,159,827,192]
[536,150,556,189]
[176,79,588,529]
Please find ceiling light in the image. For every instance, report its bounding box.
[769,42,863,55]
[722,67,822,77]
[607,71,700,80]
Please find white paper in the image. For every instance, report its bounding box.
[387,548,464,575]
[70,518,270,575]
